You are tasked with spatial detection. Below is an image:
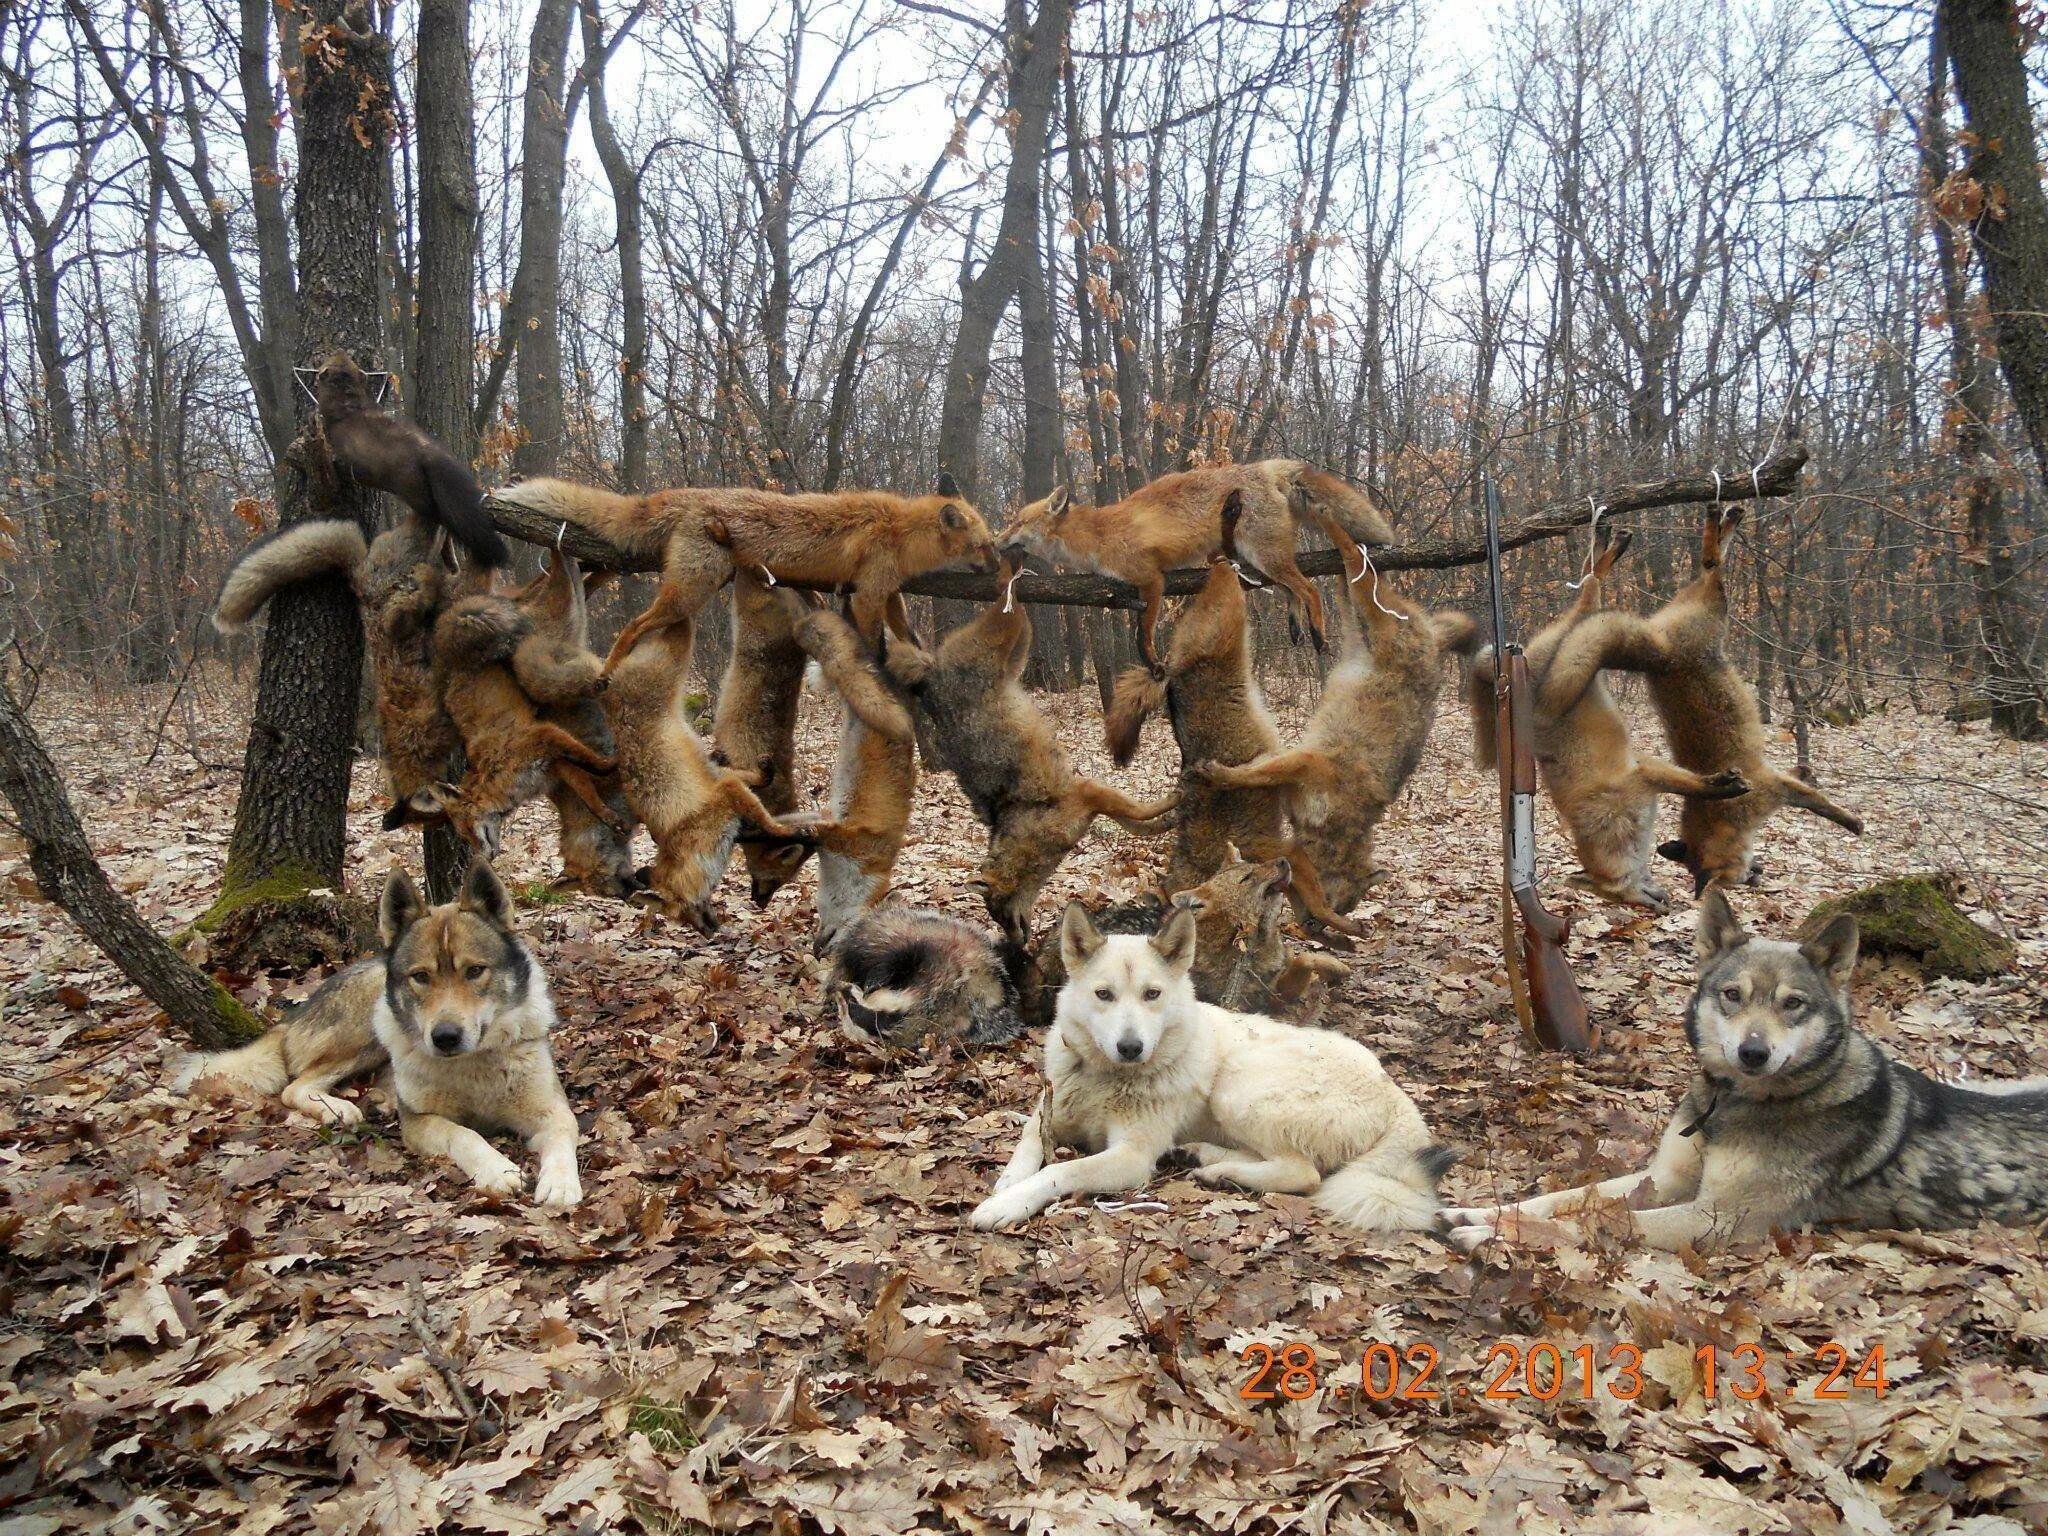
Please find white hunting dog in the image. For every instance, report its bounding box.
[971,901,1450,1231]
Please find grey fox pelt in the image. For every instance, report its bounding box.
[1465,524,1749,911]
[1532,508,1862,894]
[885,554,1179,947]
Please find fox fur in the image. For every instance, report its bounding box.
[1466,526,1749,910]
[776,595,921,954]
[600,617,808,932]
[713,569,812,906]
[1002,459,1395,673]
[311,350,508,569]
[520,554,640,897]
[212,511,487,812]
[177,861,580,1208]
[493,471,998,671]
[1193,506,1477,923]
[1534,509,1862,894]
[1032,847,1347,1020]
[971,902,1448,1232]
[418,573,616,857]
[886,557,1178,947]
[1103,495,1362,932]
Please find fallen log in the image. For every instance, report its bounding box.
[483,445,1808,609]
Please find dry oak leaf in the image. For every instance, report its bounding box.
[774,1475,928,1536]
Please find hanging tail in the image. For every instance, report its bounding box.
[1104,665,1168,768]
[212,520,368,633]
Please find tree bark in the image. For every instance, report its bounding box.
[215,0,391,917]
[510,0,575,478]
[414,0,483,900]
[1929,5,2047,738]
[578,0,648,491]
[486,446,1808,604]
[0,678,261,1049]
[936,0,1071,500]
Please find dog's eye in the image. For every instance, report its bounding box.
[409,969,432,986]
[465,964,488,982]
[1142,987,1162,1001]
[1094,987,1114,1002]
[1719,984,1743,1006]
[1781,995,1806,1013]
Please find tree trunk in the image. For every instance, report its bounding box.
[1942,0,2048,479]
[936,0,1071,500]
[1928,9,2047,739]
[213,0,391,922]
[0,678,261,1049]
[579,0,648,491]
[414,0,483,900]
[511,0,575,478]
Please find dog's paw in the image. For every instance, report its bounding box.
[308,1093,363,1128]
[1176,1141,1235,1168]
[970,1186,1042,1231]
[532,1161,583,1211]
[469,1153,525,1199]
[1444,1221,1497,1254]
[1190,1163,1244,1187]
[1435,1204,1495,1231]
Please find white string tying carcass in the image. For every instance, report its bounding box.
[1002,564,1023,613]
[537,519,568,575]
[1566,496,1606,590]
[1345,539,1409,622]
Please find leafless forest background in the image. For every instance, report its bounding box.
[0,0,2041,738]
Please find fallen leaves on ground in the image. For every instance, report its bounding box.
[3,664,2045,1533]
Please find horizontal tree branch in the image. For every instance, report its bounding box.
[484,445,1809,610]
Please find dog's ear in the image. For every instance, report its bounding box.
[1695,890,1748,961]
[1060,901,1105,972]
[1800,912,1860,994]
[379,865,426,949]
[1150,903,1198,974]
[460,858,515,928]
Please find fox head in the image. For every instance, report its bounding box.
[1657,829,1757,897]
[1056,900,1199,1066]
[744,836,816,907]
[379,861,536,1058]
[913,471,999,573]
[1000,484,1075,563]
[1686,890,1857,1092]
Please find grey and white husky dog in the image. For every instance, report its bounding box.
[176,861,581,1209]
[1443,891,2048,1251]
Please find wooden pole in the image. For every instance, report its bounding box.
[480,446,1808,607]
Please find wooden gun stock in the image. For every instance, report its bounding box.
[1496,649,1595,1055]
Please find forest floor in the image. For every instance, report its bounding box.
[3,660,2046,1535]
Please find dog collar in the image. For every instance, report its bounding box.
[1679,1082,1724,1138]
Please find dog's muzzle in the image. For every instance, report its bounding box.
[429,1024,469,1056]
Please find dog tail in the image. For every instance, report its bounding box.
[212,520,368,634]
[1313,1140,1453,1232]
[493,476,656,555]
[171,1029,289,1098]
[1294,466,1395,547]
[1464,646,1500,771]
[434,595,530,673]
[1104,665,1167,768]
